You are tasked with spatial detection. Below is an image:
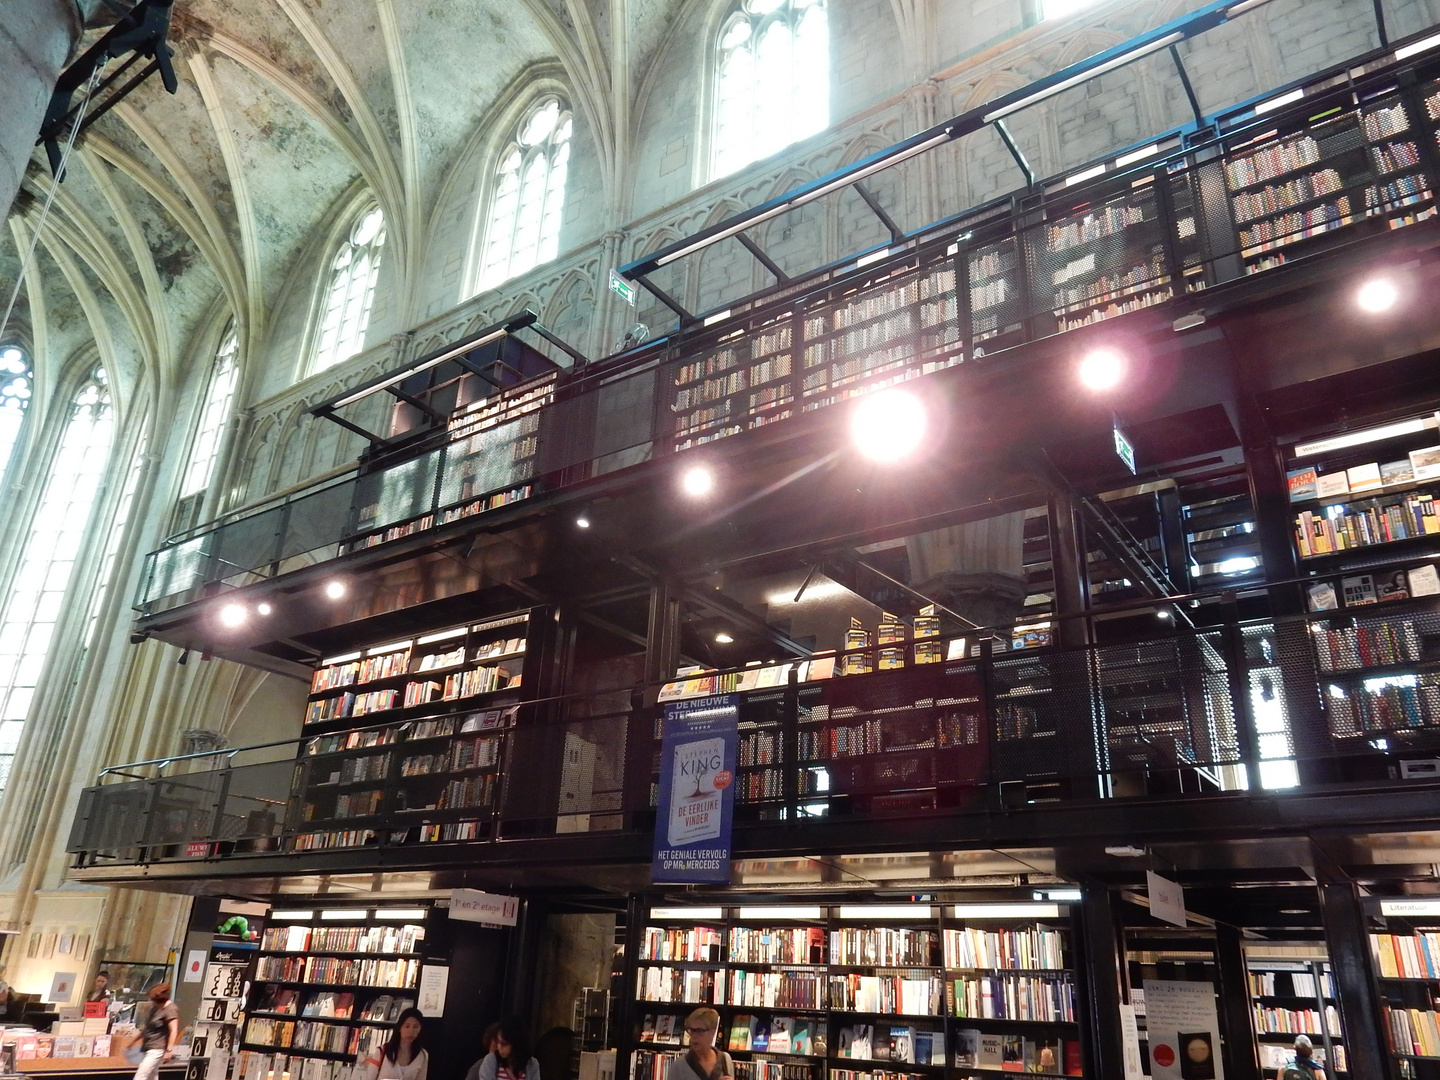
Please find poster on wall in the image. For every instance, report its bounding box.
[1145,980,1224,1080]
[652,695,738,884]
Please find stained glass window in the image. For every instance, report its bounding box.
[311,207,386,374]
[472,99,572,294]
[712,0,828,179]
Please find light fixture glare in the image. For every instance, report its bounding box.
[714,632,734,644]
[1077,348,1127,391]
[850,389,927,462]
[1357,277,1399,313]
[256,602,273,616]
[324,580,347,600]
[681,466,715,497]
[219,603,247,628]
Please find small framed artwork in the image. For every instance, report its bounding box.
[1411,445,1440,480]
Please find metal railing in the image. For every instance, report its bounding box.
[75,572,1440,867]
[133,22,1440,615]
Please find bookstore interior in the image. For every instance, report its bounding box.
[41,11,1440,1080]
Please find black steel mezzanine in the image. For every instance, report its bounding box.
[134,25,1440,615]
[74,573,1440,871]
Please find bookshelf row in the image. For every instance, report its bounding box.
[260,923,424,955]
[639,926,1065,972]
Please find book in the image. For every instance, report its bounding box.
[1316,472,1350,498]
[844,618,871,652]
[1377,569,1411,602]
[1306,581,1339,612]
[1412,445,1440,480]
[954,1029,980,1067]
[752,1019,771,1053]
[1411,563,1440,596]
[1287,467,1318,501]
[1347,462,1383,491]
[1000,1033,1025,1072]
[977,1034,1004,1069]
[729,1015,754,1051]
[1341,574,1377,606]
[768,1017,793,1055]
[877,613,905,645]
[913,606,940,639]
[1382,459,1416,486]
[790,1020,811,1056]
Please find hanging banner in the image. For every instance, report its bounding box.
[1145,980,1224,1080]
[652,695,738,883]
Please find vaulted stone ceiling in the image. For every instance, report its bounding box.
[1,0,686,410]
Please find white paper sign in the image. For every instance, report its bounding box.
[184,950,207,982]
[1148,870,1187,927]
[449,889,520,926]
[1145,980,1224,1080]
[48,971,78,1003]
[417,965,449,1015]
[1119,1003,1145,1080]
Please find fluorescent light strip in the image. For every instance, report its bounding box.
[367,640,413,656]
[417,627,466,645]
[1034,890,1083,902]
[837,905,935,920]
[1225,0,1279,16]
[319,909,369,920]
[1064,164,1106,187]
[736,905,824,920]
[984,34,1182,124]
[654,130,955,268]
[269,909,315,921]
[704,310,732,327]
[374,908,428,920]
[651,907,724,920]
[1293,415,1434,457]
[1397,30,1440,59]
[855,248,891,268]
[1115,144,1159,168]
[1380,900,1440,915]
[953,903,1062,919]
[332,328,510,408]
[1254,87,1304,115]
[321,652,362,666]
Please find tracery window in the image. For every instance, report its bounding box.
[712,0,828,179]
[0,346,33,492]
[310,206,386,374]
[181,325,238,498]
[0,368,113,796]
[472,98,572,294]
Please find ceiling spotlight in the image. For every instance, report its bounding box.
[715,632,734,644]
[681,465,714,497]
[1104,844,1147,857]
[1356,277,1399,313]
[324,580,347,600]
[850,389,927,462]
[256,602,273,616]
[575,514,591,529]
[1156,608,1173,621]
[219,603,247,628]
[1279,908,1308,914]
[1077,348,1127,391]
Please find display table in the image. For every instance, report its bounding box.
[13,1055,186,1076]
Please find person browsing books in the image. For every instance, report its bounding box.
[130,983,178,1080]
[1276,1035,1326,1080]
[469,1016,540,1080]
[366,1008,429,1080]
[667,1009,733,1080]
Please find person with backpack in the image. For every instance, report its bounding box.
[1276,1035,1326,1080]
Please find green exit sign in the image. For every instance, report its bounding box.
[1114,425,1136,474]
[609,268,636,306]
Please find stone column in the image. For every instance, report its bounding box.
[0,0,88,221]
[905,512,1029,630]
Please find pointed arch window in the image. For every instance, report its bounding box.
[310,206,386,375]
[712,0,829,179]
[0,368,113,796]
[181,325,238,498]
[472,98,572,294]
[0,346,33,493]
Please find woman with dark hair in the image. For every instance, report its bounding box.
[369,1007,428,1080]
[130,984,178,1080]
[469,1016,540,1080]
